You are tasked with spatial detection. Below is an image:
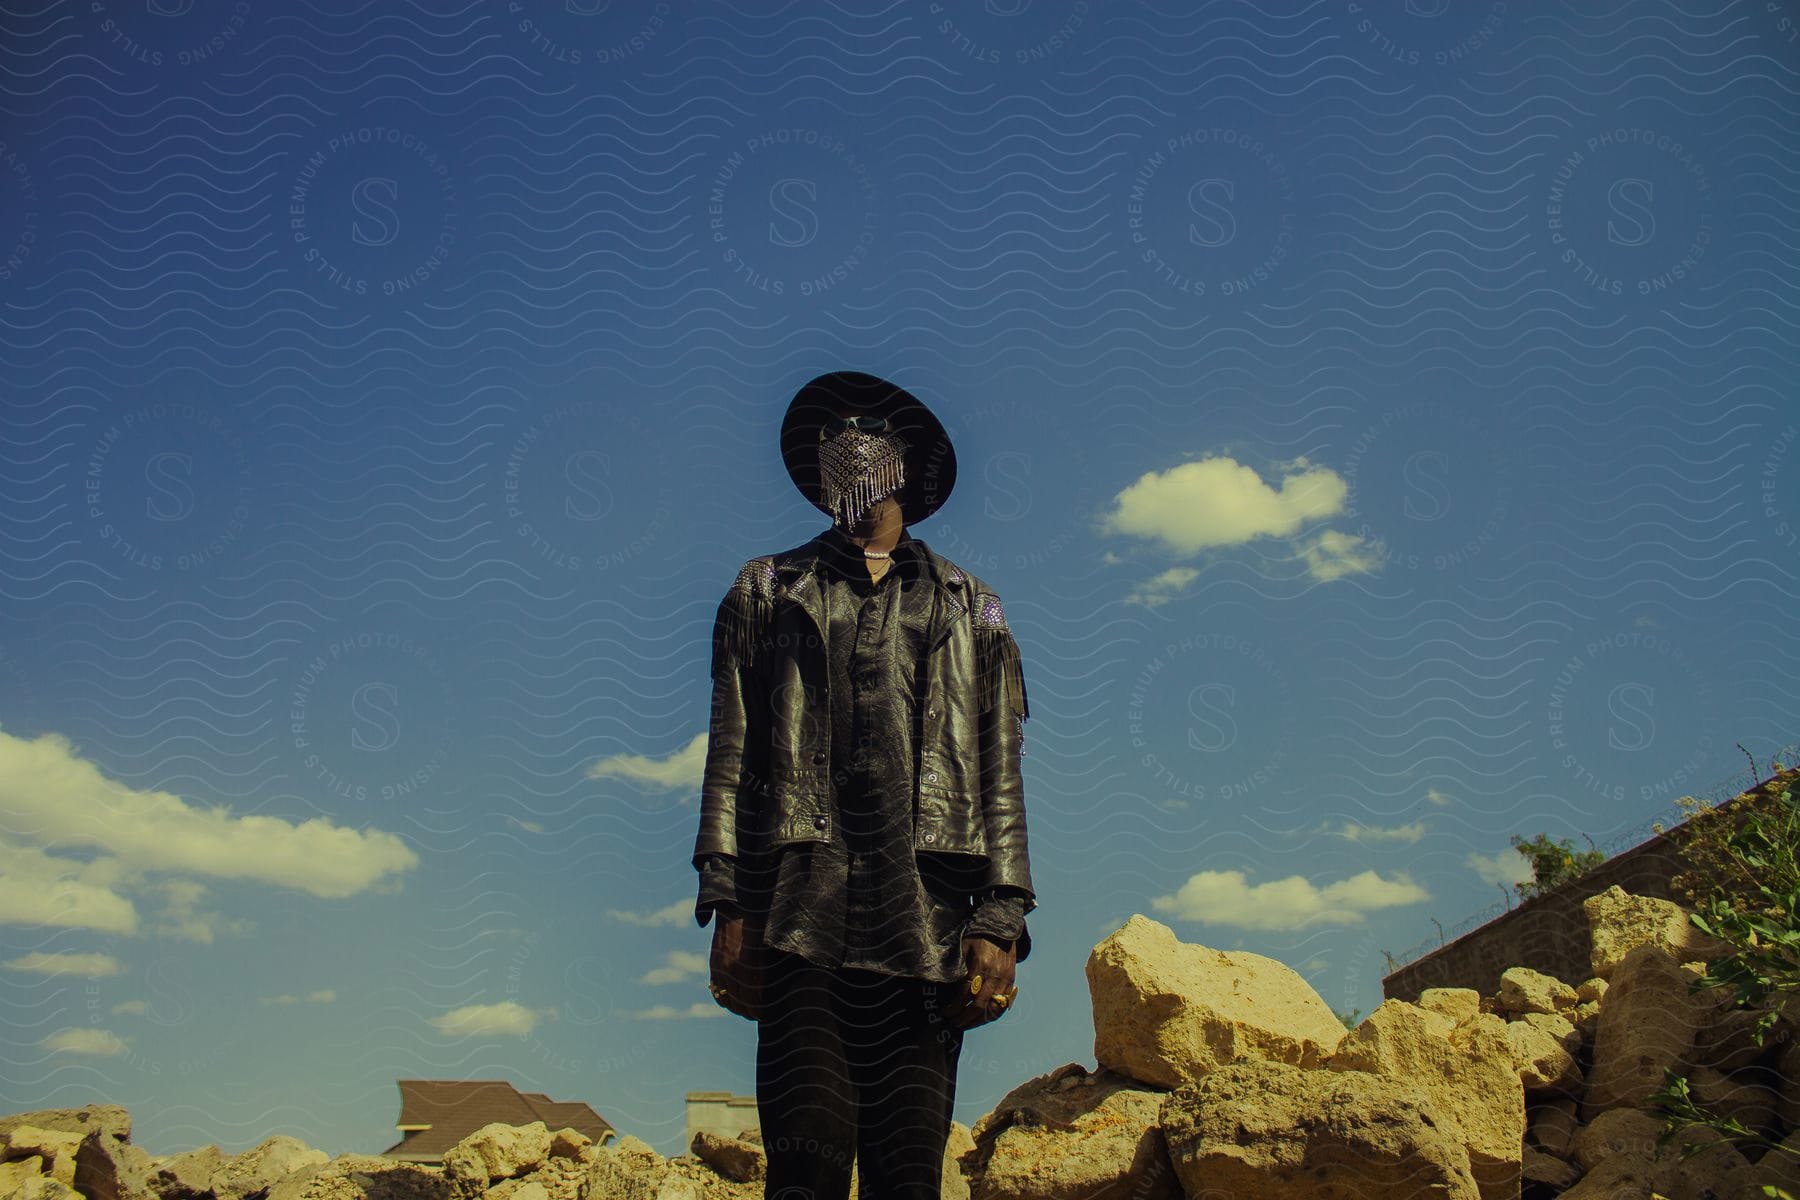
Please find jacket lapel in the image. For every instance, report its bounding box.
[774,540,827,645]
[775,530,965,651]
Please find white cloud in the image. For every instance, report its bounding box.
[1099,455,1350,556]
[429,1001,542,1037]
[4,951,125,977]
[627,1003,726,1020]
[586,733,707,792]
[0,837,139,934]
[44,1027,128,1056]
[0,730,418,921]
[1467,846,1536,889]
[148,879,253,943]
[1123,567,1200,609]
[260,989,336,1006]
[1295,529,1385,582]
[1425,788,1454,807]
[638,950,709,986]
[1151,868,1429,931]
[1316,820,1429,845]
[1099,455,1382,586]
[609,899,692,928]
[111,1000,147,1015]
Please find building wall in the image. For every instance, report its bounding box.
[685,1093,759,1149]
[1382,768,1797,1002]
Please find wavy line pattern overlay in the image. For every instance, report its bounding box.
[1,0,1798,1165]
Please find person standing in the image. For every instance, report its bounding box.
[691,370,1037,1199]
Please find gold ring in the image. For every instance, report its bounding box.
[709,983,728,999]
[968,974,983,996]
[993,993,1009,1008]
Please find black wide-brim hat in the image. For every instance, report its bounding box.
[780,371,957,526]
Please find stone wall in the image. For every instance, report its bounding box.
[682,1091,758,1149]
[1383,766,1800,1004]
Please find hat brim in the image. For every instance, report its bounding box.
[780,371,956,526]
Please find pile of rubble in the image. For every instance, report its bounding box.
[0,1100,959,1200]
[4,882,1795,1199]
[956,885,1799,1199]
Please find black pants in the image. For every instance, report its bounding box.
[756,948,965,1200]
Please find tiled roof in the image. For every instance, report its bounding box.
[382,1080,615,1162]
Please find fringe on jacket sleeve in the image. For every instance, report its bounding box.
[715,558,777,672]
[971,590,1029,724]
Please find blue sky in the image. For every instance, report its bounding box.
[2,0,1798,1164]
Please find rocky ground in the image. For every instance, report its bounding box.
[5,881,1797,1199]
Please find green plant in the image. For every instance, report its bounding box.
[1652,783,1800,1183]
[1508,832,1606,900]
[1670,777,1800,914]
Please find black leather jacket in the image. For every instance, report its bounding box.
[693,530,1035,910]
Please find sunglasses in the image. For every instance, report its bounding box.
[819,414,890,439]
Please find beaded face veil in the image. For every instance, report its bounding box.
[817,417,910,530]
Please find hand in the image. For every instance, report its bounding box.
[944,935,1018,1030]
[708,910,764,1021]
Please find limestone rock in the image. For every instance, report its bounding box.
[0,1156,47,1196]
[1557,1150,1666,1199]
[1584,886,1731,979]
[1526,1095,1578,1158]
[1687,1063,1779,1143]
[1571,999,1601,1032]
[1520,1147,1577,1189]
[74,1132,157,1200]
[1570,1108,1667,1172]
[1497,967,1577,1017]
[1694,1001,1783,1073]
[1575,977,1606,1005]
[1087,915,1346,1089]
[1417,987,1480,1026]
[941,1122,974,1200]
[577,1138,671,1200]
[1326,1002,1524,1200]
[1583,944,1713,1116]
[2,1128,82,1187]
[13,1176,84,1200]
[1159,1059,1479,1200]
[0,1109,133,1147]
[1781,1035,1800,1131]
[1563,1124,1753,1200]
[264,1153,449,1200]
[213,1137,327,1200]
[545,1131,589,1162]
[148,1145,225,1200]
[1506,1018,1581,1092]
[687,1131,763,1184]
[960,1062,1177,1200]
[1752,1126,1800,1198]
[441,1123,550,1194]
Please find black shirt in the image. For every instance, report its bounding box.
[695,524,1031,981]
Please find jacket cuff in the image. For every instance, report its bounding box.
[966,888,1033,961]
[695,853,740,927]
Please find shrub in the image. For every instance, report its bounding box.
[1508,832,1605,900]
[1653,780,1800,1190]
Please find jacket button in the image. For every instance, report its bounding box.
[926,708,937,719]
[813,815,827,830]
[926,772,938,783]
[812,751,827,764]
[923,832,936,843]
